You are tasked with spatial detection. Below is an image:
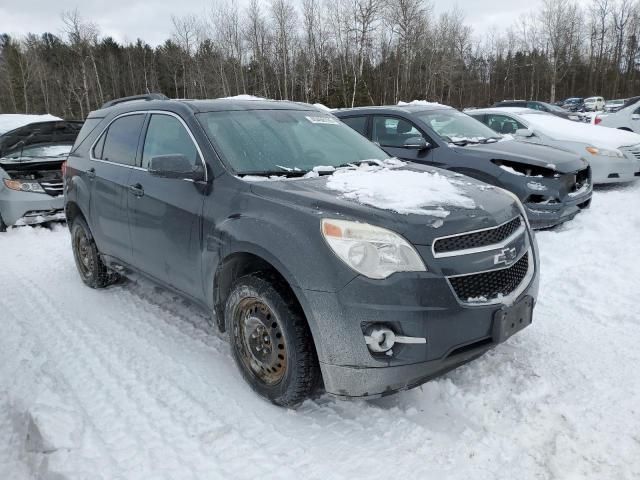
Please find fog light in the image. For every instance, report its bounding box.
[364,326,427,353]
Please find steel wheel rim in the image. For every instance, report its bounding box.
[73,228,94,278]
[233,298,287,386]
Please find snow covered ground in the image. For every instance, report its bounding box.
[1,183,640,480]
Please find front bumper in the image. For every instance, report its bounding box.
[525,189,592,229]
[0,188,64,226]
[294,239,540,398]
[590,155,638,184]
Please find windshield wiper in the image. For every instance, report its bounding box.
[238,170,309,178]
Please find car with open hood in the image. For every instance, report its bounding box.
[334,103,592,229]
[0,116,83,231]
[467,107,640,184]
[64,94,540,407]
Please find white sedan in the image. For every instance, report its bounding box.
[467,107,640,184]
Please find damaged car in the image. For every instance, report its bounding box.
[65,95,539,407]
[335,104,592,229]
[0,118,83,231]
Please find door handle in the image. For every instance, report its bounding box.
[129,183,144,197]
[86,167,96,179]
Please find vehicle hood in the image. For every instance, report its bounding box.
[523,114,640,149]
[0,120,83,159]
[247,163,522,245]
[453,140,587,173]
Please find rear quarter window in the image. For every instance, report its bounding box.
[70,118,103,153]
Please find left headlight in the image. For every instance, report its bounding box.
[321,219,426,279]
[585,146,624,158]
[3,179,46,193]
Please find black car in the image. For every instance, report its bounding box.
[492,100,579,121]
[64,94,539,407]
[334,104,592,229]
[561,98,585,112]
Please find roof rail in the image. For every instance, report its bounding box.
[101,93,169,109]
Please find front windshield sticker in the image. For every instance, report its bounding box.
[305,115,340,125]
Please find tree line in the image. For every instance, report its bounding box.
[1,0,640,120]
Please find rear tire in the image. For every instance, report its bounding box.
[71,216,119,288]
[225,273,320,408]
[0,214,6,232]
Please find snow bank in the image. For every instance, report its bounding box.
[0,114,61,135]
[326,164,475,217]
[522,112,640,148]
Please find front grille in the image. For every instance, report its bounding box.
[448,252,529,302]
[434,216,522,254]
[39,180,64,197]
[622,146,640,160]
[575,167,590,188]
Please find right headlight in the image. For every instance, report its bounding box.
[585,146,624,158]
[3,179,46,193]
[321,219,426,279]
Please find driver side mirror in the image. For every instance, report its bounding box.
[149,154,205,181]
[515,128,535,138]
[403,137,430,150]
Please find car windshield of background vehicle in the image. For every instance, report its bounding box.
[197,110,388,175]
[414,110,501,145]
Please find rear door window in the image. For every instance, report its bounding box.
[99,114,145,166]
[141,114,199,169]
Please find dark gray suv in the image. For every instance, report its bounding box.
[64,95,539,407]
[334,104,592,229]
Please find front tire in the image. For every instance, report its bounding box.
[0,214,6,232]
[225,273,320,407]
[71,216,119,288]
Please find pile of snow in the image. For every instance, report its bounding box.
[521,112,640,148]
[0,114,61,135]
[326,163,475,217]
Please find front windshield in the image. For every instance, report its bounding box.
[1,144,72,161]
[414,109,501,143]
[197,110,388,175]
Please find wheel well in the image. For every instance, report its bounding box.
[619,127,633,132]
[214,252,301,333]
[65,202,84,227]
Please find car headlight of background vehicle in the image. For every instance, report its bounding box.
[321,219,426,279]
[585,146,624,158]
[3,179,46,193]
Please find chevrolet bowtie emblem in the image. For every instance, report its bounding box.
[494,247,518,265]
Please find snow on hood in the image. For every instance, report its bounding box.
[325,162,476,218]
[522,113,640,148]
[0,114,61,135]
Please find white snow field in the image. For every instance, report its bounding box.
[1,184,640,480]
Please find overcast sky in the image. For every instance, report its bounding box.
[0,0,592,46]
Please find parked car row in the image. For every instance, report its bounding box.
[3,92,637,408]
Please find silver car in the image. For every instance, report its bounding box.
[0,119,83,231]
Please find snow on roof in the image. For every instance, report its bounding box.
[220,94,264,101]
[398,100,450,109]
[325,162,475,218]
[0,114,62,135]
[520,112,640,148]
[313,103,333,112]
[470,107,542,115]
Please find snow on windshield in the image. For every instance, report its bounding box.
[522,113,640,148]
[325,162,476,217]
[0,114,61,135]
